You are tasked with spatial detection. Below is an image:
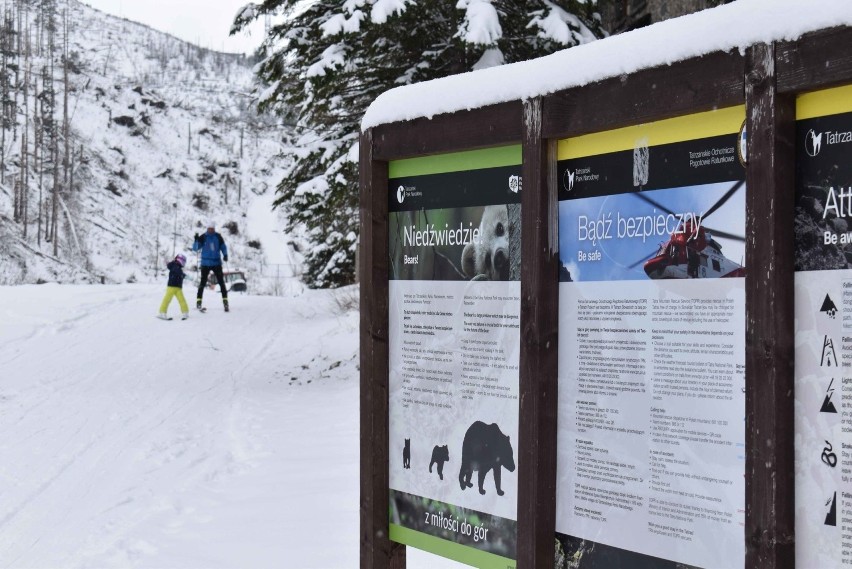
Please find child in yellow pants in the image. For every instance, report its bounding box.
[158,254,189,320]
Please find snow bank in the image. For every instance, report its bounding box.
[362,0,852,130]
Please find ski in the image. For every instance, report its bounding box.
[156,316,173,321]
[197,307,207,313]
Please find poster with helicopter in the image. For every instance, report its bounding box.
[793,84,852,569]
[558,181,745,282]
[554,107,747,569]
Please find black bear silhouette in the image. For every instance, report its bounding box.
[429,445,450,480]
[458,421,515,496]
[403,438,410,469]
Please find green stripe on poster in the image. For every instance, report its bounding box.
[389,145,522,179]
[389,524,516,569]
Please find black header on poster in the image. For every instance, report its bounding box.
[557,134,745,201]
[795,110,852,272]
[389,165,522,213]
[796,112,852,191]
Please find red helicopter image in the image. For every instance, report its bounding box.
[631,180,746,279]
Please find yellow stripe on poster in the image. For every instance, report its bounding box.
[797,84,852,120]
[557,105,745,161]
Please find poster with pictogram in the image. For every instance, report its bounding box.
[794,83,852,568]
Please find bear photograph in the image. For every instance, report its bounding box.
[461,205,511,281]
[388,205,520,282]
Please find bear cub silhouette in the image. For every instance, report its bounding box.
[403,438,410,469]
[458,421,515,496]
[429,445,450,480]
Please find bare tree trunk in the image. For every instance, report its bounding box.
[51,132,58,255]
[11,26,18,225]
[21,105,27,238]
[36,0,41,57]
[0,7,10,187]
[44,72,52,237]
[12,170,18,221]
[35,70,40,245]
[21,27,29,238]
[15,1,20,57]
[57,193,80,255]
[69,143,78,194]
[102,43,110,75]
[40,65,47,239]
[40,65,47,242]
[1,102,5,186]
[49,17,60,256]
[13,2,20,146]
[11,9,18,223]
[62,9,68,176]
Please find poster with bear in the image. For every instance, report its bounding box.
[387,146,522,568]
[793,84,852,568]
[555,107,747,569]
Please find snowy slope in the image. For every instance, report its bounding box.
[0,1,296,289]
[0,284,461,568]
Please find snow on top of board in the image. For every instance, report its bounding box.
[362,0,852,130]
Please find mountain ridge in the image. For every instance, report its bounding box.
[0,0,296,290]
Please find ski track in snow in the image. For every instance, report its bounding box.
[0,284,462,568]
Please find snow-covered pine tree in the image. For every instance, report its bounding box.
[232,0,604,289]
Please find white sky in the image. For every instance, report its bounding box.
[81,0,265,55]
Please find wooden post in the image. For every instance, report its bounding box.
[744,42,796,569]
[517,97,559,568]
[359,128,405,569]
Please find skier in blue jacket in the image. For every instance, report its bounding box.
[192,221,230,312]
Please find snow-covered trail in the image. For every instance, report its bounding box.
[0,284,458,568]
[0,285,358,567]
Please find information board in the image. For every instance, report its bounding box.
[794,84,852,568]
[554,108,747,568]
[387,146,522,568]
